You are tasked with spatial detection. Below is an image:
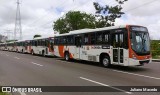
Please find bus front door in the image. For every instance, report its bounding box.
[75,36,82,59]
[112,33,124,64]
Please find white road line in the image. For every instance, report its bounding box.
[19,92,27,95]
[80,77,132,94]
[14,57,20,59]
[31,62,43,67]
[113,70,160,80]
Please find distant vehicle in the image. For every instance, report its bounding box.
[6,42,16,52]
[0,43,7,51]
[0,37,54,57]
[15,40,28,53]
[54,25,151,67]
[28,37,54,56]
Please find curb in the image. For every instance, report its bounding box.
[152,59,160,62]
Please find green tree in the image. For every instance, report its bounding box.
[93,0,127,28]
[151,40,160,57]
[33,34,41,39]
[53,11,96,34]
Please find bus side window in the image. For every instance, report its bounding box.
[102,31,110,44]
[75,36,82,47]
[84,34,89,45]
[96,32,102,44]
[63,37,67,44]
[39,40,42,46]
[41,40,44,46]
[37,40,40,46]
[90,33,96,44]
[54,38,58,45]
[45,40,49,46]
[35,41,37,46]
[119,33,124,48]
[56,38,60,45]
[67,36,74,45]
[124,29,128,49]
[112,33,118,48]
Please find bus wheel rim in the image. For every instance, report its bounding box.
[103,58,109,66]
[65,54,69,60]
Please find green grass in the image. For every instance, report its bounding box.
[0,89,9,95]
[152,55,160,59]
[0,92,9,95]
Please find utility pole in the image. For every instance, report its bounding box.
[14,0,22,40]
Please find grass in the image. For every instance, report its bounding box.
[0,89,9,95]
[152,55,160,59]
[0,92,9,95]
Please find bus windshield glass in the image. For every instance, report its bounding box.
[130,26,150,55]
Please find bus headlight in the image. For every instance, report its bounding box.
[132,54,137,60]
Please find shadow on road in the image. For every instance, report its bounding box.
[57,58,151,73]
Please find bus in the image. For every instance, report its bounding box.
[6,42,16,52]
[0,43,5,50]
[29,37,54,56]
[53,25,151,67]
[15,40,28,53]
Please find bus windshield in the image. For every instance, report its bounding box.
[130,26,150,55]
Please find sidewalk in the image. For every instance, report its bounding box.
[152,59,160,62]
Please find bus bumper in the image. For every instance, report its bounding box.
[128,58,152,66]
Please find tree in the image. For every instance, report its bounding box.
[33,34,41,39]
[53,11,96,34]
[93,0,127,28]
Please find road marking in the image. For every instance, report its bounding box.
[19,92,27,95]
[80,77,132,94]
[113,70,160,80]
[6,54,9,56]
[31,62,43,67]
[14,57,20,59]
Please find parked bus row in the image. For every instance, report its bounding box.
[0,25,152,67]
[0,37,54,56]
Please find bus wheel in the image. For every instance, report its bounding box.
[42,51,45,57]
[64,52,69,61]
[101,56,110,68]
[31,50,34,55]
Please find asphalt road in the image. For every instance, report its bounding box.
[0,50,160,95]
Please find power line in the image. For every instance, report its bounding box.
[39,0,94,28]
[27,0,68,26]
[124,0,159,12]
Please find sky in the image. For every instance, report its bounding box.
[0,0,160,40]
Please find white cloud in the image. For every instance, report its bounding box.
[115,0,160,40]
[0,0,159,40]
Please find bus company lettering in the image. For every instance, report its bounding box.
[82,51,87,55]
[91,46,101,49]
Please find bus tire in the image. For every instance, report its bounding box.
[101,55,111,68]
[31,50,34,55]
[22,49,24,53]
[42,50,45,57]
[64,52,69,61]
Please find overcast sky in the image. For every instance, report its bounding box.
[0,0,160,40]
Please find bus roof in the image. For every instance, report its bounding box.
[33,36,54,40]
[54,25,127,37]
